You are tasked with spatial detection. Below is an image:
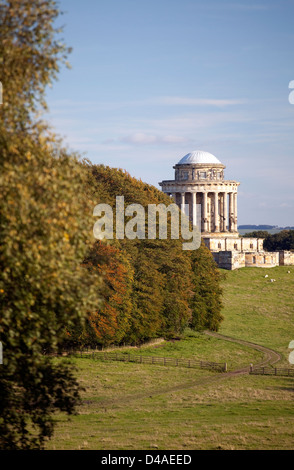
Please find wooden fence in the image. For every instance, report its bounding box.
[250,366,294,377]
[82,350,227,373]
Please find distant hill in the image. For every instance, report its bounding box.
[238,225,294,231]
[238,225,278,230]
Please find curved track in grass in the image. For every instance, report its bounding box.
[94,332,282,408]
[204,330,282,375]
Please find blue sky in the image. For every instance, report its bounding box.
[46,0,294,226]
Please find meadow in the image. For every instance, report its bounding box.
[46,266,294,450]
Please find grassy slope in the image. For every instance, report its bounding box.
[218,266,294,365]
[114,329,264,370]
[46,266,294,450]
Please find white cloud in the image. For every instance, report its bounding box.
[198,2,270,12]
[121,133,158,144]
[151,96,247,107]
[161,135,188,143]
[47,95,247,115]
[109,133,190,146]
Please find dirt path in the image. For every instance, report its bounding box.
[205,330,282,375]
[92,332,282,408]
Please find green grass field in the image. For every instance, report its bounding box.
[219,266,294,365]
[108,328,265,370]
[46,266,294,450]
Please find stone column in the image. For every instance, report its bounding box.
[223,191,228,232]
[181,192,186,214]
[234,192,238,231]
[214,192,219,232]
[203,192,208,232]
[192,192,197,227]
[219,193,224,232]
[229,192,234,232]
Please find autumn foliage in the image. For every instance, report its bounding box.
[0,0,223,449]
[82,242,133,345]
[67,163,224,348]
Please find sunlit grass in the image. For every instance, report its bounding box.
[219,266,294,365]
[46,266,294,450]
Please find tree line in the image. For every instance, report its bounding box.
[0,0,223,449]
[65,163,224,350]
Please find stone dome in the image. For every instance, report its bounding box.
[177,150,222,165]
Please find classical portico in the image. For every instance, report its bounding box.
[159,150,239,235]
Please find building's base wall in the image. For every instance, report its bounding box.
[279,251,294,266]
[212,251,245,270]
[244,251,279,268]
[203,236,264,252]
[212,250,280,270]
[205,237,293,270]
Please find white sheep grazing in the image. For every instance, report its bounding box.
[288,271,291,274]
[270,279,276,282]
[264,274,268,278]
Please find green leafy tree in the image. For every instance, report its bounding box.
[0,0,71,134]
[189,242,224,331]
[86,164,194,343]
[81,241,133,347]
[0,133,102,450]
[243,230,269,239]
[263,230,294,251]
[84,163,224,341]
[0,0,101,449]
[155,241,192,338]
[126,241,167,343]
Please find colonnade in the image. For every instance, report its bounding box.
[171,191,238,233]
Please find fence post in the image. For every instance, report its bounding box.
[224,363,227,372]
[250,364,253,374]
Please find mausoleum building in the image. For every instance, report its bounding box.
[159,150,292,270]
